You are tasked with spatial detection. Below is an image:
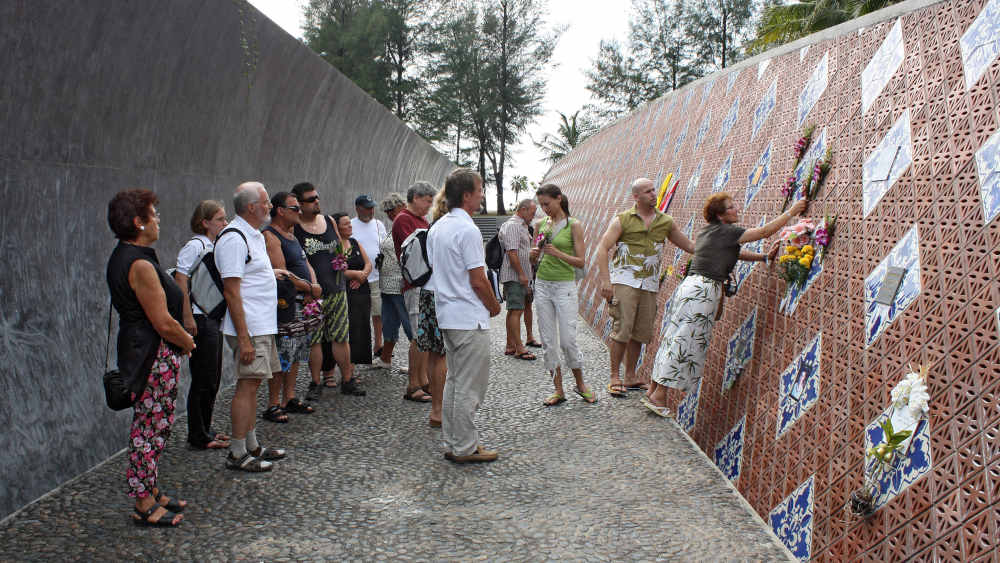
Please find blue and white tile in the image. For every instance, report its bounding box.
[659,294,675,339]
[776,332,822,439]
[974,127,1000,224]
[602,317,613,340]
[752,80,777,141]
[798,52,829,126]
[674,119,690,156]
[746,141,773,207]
[636,343,648,371]
[799,45,810,62]
[712,151,734,193]
[779,246,825,315]
[864,408,932,511]
[863,110,912,217]
[769,475,815,562]
[695,110,712,149]
[683,160,703,205]
[792,127,828,201]
[758,58,771,80]
[960,0,1000,90]
[719,96,740,146]
[676,377,702,433]
[683,88,695,110]
[862,19,904,113]
[723,307,757,391]
[727,69,741,94]
[714,415,746,483]
[995,307,1000,339]
[701,78,716,105]
[674,216,695,266]
[864,226,921,347]
[658,130,673,159]
[732,217,766,293]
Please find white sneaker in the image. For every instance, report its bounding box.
[371,357,389,370]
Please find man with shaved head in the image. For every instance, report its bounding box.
[215,182,287,472]
[595,178,695,399]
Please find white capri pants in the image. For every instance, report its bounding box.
[534,279,583,372]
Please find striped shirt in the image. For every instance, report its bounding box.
[498,215,532,284]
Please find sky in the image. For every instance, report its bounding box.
[247,0,631,211]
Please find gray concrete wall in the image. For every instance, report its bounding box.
[0,0,453,519]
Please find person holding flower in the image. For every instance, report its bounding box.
[530,184,595,406]
[644,194,806,417]
[332,212,374,384]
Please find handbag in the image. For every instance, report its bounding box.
[102,304,134,411]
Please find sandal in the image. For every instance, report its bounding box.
[249,445,287,461]
[624,382,649,391]
[403,387,432,402]
[204,439,229,449]
[262,405,289,423]
[154,490,186,512]
[607,381,628,398]
[284,397,314,414]
[514,351,537,361]
[525,340,543,348]
[132,505,182,527]
[341,378,366,396]
[641,396,673,418]
[323,376,339,388]
[504,349,516,356]
[226,451,273,472]
[574,387,598,404]
[543,393,566,406]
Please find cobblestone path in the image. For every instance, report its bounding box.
[1,316,792,561]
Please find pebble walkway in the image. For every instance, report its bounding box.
[1,315,793,561]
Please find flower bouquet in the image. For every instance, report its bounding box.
[330,244,350,271]
[534,232,552,248]
[776,216,836,287]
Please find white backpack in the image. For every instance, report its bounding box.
[399,228,432,286]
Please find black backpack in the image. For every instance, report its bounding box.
[485,233,504,271]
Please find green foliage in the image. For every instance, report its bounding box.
[533,110,597,163]
[748,0,904,55]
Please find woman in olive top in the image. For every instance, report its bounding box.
[530,184,596,406]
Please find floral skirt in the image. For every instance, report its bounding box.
[311,291,348,344]
[651,274,722,393]
[416,289,444,355]
[127,341,181,498]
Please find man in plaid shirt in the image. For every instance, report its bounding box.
[499,199,538,361]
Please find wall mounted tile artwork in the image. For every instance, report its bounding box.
[776,332,822,439]
[769,475,815,562]
[636,343,648,371]
[727,69,741,94]
[732,217,767,293]
[695,110,712,149]
[659,294,675,340]
[723,307,758,391]
[603,316,613,340]
[779,248,825,315]
[799,45,809,62]
[865,226,921,347]
[863,408,932,511]
[683,88,695,110]
[658,130,673,159]
[674,216,695,266]
[792,127,828,200]
[974,127,1000,224]
[752,80,777,141]
[676,377,702,433]
[674,119,690,156]
[862,19,904,113]
[719,97,740,146]
[746,141,772,207]
[712,151,734,193]
[701,78,716,105]
[758,58,771,80]
[960,0,1000,90]
[683,160,703,205]
[798,52,829,127]
[863,110,913,217]
[714,415,746,483]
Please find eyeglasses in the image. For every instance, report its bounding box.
[300,195,320,203]
[280,205,302,213]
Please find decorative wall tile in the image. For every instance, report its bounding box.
[712,151,733,193]
[960,0,1000,90]
[674,119,690,156]
[636,343,648,371]
[746,141,772,206]
[776,332,822,439]
[714,414,747,483]
[864,226,921,347]
[723,307,757,391]
[674,216,695,266]
[862,19,904,113]
[752,80,777,141]
[701,78,716,105]
[974,127,1000,224]
[683,88,695,110]
[793,127,828,201]
[677,377,702,433]
[719,97,740,146]
[695,110,712,149]
[779,249,824,315]
[798,52,829,126]
[602,316,613,340]
[769,475,815,562]
[683,160,703,205]
[732,217,766,293]
[727,69,741,94]
[864,408,932,510]
[799,45,809,62]
[758,58,771,80]
[863,110,913,217]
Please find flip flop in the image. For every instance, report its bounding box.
[574,387,598,404]
[525,340,543,348]
[641,397,672,418]
[504,349,516,356]
[514,351,537,361]
[607,382,628,398]
[543,393,566,406]
[624,383,649,391]
[403,388,432,402]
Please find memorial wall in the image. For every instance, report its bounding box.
[544,0,999,559]
[0,0,452,519]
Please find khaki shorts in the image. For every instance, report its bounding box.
[504,281,527,310]
[225,334,280,379]
[609,284,657,344]
[370,284,382,318]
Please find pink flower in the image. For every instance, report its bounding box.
[132,437,143,448]
[815,227,830,246]
[143,397,154,409]
[330,255,347,271]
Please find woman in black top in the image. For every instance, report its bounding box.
[644,194,806,417]
[332,212,374,367]
[106,189,195,527]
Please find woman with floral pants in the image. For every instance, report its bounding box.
[127,343,181,498]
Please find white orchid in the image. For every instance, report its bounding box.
[889,365,930,419]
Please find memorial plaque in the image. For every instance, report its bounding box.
[875,266,906,305]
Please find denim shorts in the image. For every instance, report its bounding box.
[381,292,413,342]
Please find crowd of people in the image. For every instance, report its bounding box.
[104,169,806,526]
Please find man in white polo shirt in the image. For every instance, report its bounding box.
[350,194,387,365]
[216,182,287,472]
[427,169,501,463]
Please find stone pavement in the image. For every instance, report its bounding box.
[0,315,793,562]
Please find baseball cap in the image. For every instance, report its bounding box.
[355,195,377,208]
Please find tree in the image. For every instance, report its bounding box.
[684,0,759,71]
[533,110,597,163]
[584,40,658,123]
[748,0,903,54]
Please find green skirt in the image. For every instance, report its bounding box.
[311,291,348,344]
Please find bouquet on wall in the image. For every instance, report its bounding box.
[776,215,836,287]
[781,124,833,212]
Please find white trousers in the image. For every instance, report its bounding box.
[534,279,583,372]
[441,328,490,456]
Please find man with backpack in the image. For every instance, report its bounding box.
[392,181,437,403]
[498,199,537,361]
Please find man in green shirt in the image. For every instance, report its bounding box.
[596,178,694,397]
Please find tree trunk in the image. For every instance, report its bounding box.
[455,124,461,163]
[720,1,728,69]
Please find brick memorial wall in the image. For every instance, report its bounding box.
[544,0,1000,559]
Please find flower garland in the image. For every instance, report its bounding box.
[776,215,837,287]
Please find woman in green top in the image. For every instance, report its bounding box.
[530,184,596,406]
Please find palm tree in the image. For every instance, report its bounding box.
[749,0,903,55]
[533,110,597,164]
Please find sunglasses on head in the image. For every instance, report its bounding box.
[300,195,319,203]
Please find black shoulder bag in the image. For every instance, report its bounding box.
[102,304,134,411]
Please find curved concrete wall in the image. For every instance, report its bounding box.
[547,0,999,559]
[0,0,452,518]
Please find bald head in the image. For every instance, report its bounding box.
[630,178,654,194]
[630,177,657,210]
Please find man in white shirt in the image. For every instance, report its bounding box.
[350,195,388,365]
[427,169,501,463]
[216,182,287,472]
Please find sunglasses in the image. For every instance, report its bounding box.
[280,205,302,213]
[300,195,320,203]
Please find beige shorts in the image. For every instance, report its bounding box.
[370,284,382,318]
[609,284,657,344]
[225,334,280,379]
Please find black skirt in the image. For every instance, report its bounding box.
[347,284,372,364]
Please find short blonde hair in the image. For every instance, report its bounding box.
[432,187,449,221]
